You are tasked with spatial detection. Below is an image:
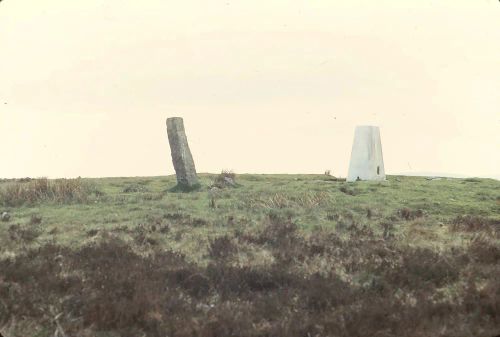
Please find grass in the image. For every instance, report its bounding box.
[0,177,102,207]
[0,174,499,336]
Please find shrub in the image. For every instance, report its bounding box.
[398,207,424,220]
[451,215,499,237]
[29,214,42,225]
[208,235,237,261]
[468,235,500,264]
[8,223,42,243]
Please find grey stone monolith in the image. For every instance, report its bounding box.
[347,125,386,182]
[166,117,199,188]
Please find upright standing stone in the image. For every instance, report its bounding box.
[166,117,199,188]
[347,125,386,182]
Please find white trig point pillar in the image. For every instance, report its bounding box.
[347,125,386,182]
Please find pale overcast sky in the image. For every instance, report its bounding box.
[0,0,499,178]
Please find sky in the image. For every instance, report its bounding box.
[1,0,499,179]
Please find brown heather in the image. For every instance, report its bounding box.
[1,220,499,337]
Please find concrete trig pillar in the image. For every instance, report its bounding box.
[347,125,386,182]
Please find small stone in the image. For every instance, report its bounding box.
[1,212,10,222]
[224,177,235,186]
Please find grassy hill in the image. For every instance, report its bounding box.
[0,174,499,336]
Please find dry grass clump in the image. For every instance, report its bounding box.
[293,192,330,208]
[0,178,102,206]
[255,193,292,209]
[251,192,330,210]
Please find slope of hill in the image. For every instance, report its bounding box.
[0,174,499,337]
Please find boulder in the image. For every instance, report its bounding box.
[1,212,11,222]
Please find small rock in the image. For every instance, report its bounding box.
[224,177,235,186]
[1,212,10,222]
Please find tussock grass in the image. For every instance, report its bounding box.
[250,191,331,209]
[0,178,102,206]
